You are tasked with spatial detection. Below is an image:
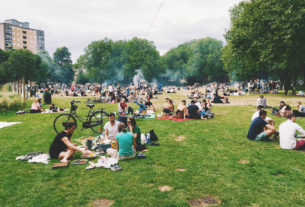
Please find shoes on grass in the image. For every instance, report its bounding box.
[110,164,122,171]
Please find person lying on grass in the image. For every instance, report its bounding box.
[127,117,148,152]
[247,110,278,141]
[252,105,275,126]
[115,122,136,161]
[49,121,89,162]
[279,112,305,150]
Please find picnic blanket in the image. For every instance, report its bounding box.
[157,116,196,122]
[0,121,22,129]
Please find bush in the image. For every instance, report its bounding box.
[0,96,27,113]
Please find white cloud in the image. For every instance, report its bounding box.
[0,0,241,61]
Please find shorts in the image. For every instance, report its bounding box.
[255,132,270,141]
[163,108,171,114]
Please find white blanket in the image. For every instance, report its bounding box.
[0,122,22,129]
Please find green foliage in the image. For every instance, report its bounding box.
[223,0,305,87]
[53,47,74,84]
[76,38,163,84]
[0,96,27,112]
[162,37,229,84]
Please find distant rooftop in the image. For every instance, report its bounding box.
[5,19,30,29]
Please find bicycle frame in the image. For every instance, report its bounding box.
[69,101,94,123]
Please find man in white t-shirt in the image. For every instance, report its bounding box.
[279,112,305,150]
[104,113,120,141]
[252,105,275,126]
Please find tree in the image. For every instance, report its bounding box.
[53,47,74,84]
[6,49,45,100]
[162,37,228,85]
[223,0,305,93]
[123,37,164,82]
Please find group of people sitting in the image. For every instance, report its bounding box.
[49,113,150,163]
[163,98,213,119]
[118,97,156,116]
[248,104,305,150]
[30,99,64,113]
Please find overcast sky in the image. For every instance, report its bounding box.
[0,0,241,62]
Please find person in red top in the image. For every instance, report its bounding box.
[118,98,128,115]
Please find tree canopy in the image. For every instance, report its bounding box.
[162,37,229,85]
[222,0,305,91]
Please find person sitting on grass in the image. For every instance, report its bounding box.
[145,97,155,112]
[104,113,120,141]
[256,95,267,108]
[279,112,305,150]
[200,99,212,119]
[118,98,128,115]
[247,110,278,141]
[276,101,291,117]
[163,98,174,116]
[135,99,147,114]
[115,122,136,160]
[252,105,275,126]
[49,121,88,162]
[293,101,305,117]
[127,117,148,152]
[187,100,200,119]
[30,99,42,113]
[176,100,188,119]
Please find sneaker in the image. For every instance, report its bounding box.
[150,142,160,146]
[137,153,146,159]
[110,164,122,171]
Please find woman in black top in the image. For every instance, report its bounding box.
[49,122,87,162]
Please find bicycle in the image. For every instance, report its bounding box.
[53,100,109,134]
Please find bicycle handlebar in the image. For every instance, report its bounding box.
[71,100,81,104]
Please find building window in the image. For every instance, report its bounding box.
[23,36,27,39]
[23,46,27,49]
[23,31,26,34]
[23,41,27,44]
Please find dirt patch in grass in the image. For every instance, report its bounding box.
[176,168,186,172]
[238,160,250,164]
[188,196,220,207]
[159,185,173,192]
[92,199,114,207]
[176,135,186,142]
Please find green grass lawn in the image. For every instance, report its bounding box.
[1,94,305,207]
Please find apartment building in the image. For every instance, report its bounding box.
[0,19,45,54]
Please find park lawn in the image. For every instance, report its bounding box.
[1,95,305,207]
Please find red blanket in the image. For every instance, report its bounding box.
[157,116,196,122]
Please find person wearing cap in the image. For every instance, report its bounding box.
[279,112,305,150]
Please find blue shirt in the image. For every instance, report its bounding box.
[247,117,267,140]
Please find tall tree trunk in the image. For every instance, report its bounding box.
[22,77,26,102]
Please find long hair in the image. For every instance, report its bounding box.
[127,116,136,127]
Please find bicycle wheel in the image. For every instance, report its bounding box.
[53,114,77,134]
[89,111,108,134]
